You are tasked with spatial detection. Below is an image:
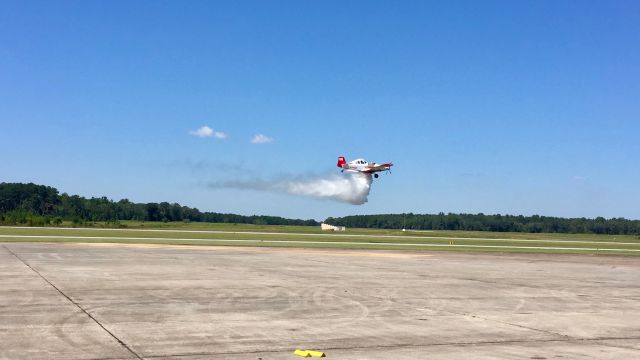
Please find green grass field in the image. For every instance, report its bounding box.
[1,222,639,255]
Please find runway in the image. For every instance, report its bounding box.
[2,234,640,253]
[1,242,639,359]
[1,226,639,255]
[3,226,638,245]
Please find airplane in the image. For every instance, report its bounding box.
[337,156,394,178]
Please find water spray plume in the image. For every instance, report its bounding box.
[284,173,373,205]
[209,172,373,205]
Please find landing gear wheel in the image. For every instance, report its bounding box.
[374,174,379,178]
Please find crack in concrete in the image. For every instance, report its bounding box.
[443,308,571,339]
[589,338,640,352]
[2,245,143,360]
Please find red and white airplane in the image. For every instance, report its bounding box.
[337,156,394,178]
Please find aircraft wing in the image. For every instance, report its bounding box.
[362,163,393,173]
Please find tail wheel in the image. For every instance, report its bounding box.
[374,173,379,178]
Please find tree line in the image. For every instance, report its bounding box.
[0,182,318,227]
[324,213,640,235]
[3,182,638,235]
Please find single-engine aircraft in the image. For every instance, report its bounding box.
[337,156,394,178]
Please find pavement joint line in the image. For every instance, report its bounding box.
[3,226,640,246]
[1,244,144,360]
[2,234,640,253]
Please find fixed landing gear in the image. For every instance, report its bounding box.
[374,173,379,179]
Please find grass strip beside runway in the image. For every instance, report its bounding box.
[1,226,639,255]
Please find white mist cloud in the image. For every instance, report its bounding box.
[285,173,373,204]
[251,134,273,144]
[209,172,373,205]
[189,126,227,139]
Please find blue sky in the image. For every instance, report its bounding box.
[1,1,639,220]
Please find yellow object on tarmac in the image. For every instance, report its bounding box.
[294,349,326,357]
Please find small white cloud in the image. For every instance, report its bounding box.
[213,131,227,139]
[251,134,274,144]
[189,126,227,139]
[572,175,587,182]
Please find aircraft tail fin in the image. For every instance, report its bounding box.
[337,156,347,168]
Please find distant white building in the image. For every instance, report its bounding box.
[321,223,346,231]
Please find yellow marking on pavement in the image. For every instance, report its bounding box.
[294,349,325,357]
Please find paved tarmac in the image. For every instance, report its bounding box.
[1,242,639,359]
